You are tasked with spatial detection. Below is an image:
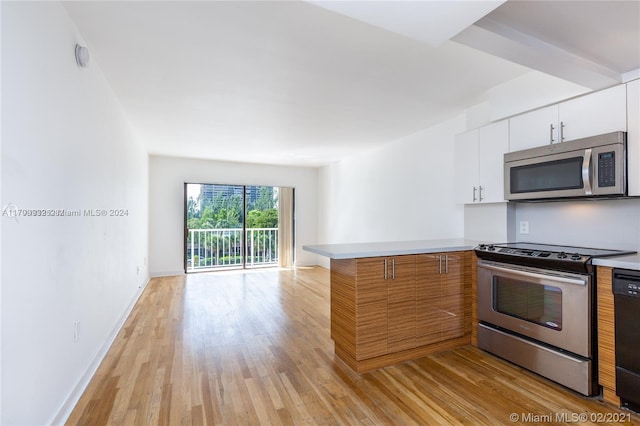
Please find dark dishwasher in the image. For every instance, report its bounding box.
[614,268,640,413]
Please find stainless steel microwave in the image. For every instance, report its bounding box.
[504,131,627,201]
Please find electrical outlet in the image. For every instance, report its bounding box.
[74,321,80,343]
[520,221,530,235]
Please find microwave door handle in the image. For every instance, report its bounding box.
[582,148,593,195]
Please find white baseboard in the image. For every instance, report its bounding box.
[150,270,185,277]
[50,275,151,425]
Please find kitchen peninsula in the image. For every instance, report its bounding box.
[303,239,482,372]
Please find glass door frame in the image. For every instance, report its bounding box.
[184,183,283,273]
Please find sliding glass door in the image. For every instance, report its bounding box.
[185,183,244,270]
[244,185,279,268]
[185,183,289,272]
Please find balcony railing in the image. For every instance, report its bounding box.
[187,228,278,271]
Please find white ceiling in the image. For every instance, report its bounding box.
[307,1,506,47]
[456,0,640,89]
[63,1,640,167]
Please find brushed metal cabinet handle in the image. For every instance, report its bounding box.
[550,123,555,144]
[384,258,388,280]
[472,186,477,202]
[392,259,395,280]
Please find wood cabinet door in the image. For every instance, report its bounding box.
[355,258,388,360]
[441,253,465,341]
[387,256,417,353]
[416,254,441,347]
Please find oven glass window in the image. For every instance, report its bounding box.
[493,277,562,330]
[510,157,583,193]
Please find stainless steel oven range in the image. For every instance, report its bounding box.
[475,242,635,396]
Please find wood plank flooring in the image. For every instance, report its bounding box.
[67,267,640,425]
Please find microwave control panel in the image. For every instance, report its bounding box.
[598,151,616,187]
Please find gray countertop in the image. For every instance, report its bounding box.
[302,238,484,259]
[304,239,640,268]
[593,254,640,271]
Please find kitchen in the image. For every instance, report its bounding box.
[3,0,640,424]
[307,53,640,417]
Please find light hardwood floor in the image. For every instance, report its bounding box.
[67,267,640,425]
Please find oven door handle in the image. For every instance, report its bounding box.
[479,263,588,286]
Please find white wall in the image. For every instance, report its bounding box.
[513,199,640,251]
[464,203,515,243]
[1,3,149,424]
[316,115,467,268]
[1,2,4,419]
[148,156,318,276]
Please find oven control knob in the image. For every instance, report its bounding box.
[558,252,567,259]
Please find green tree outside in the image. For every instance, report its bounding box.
[186,184,279,268]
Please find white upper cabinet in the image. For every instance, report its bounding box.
[455,120,509,204]
[509,84,627,152]
[559,84,627,142]
[479,121,509,203]
[454,129,479,204]
[509,105,559,152]
[627,79,639,196]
